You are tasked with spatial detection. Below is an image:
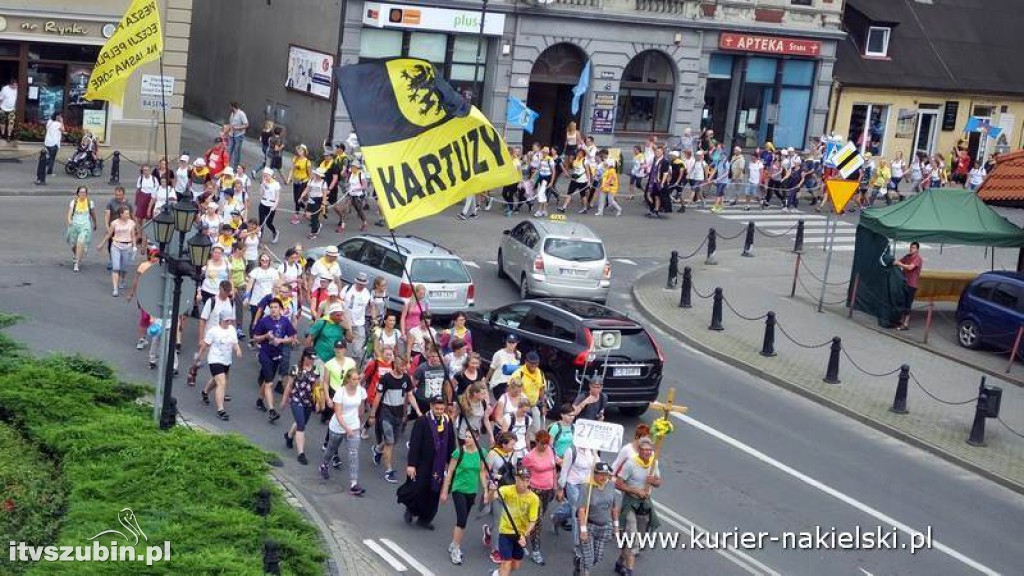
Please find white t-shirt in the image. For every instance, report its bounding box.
[247,266,280,304]
[151,186,176,214]
[407,325,437,355]
[0,85,16,112]
[201,295,236,322]
[305,179,327,200]
[44,120,63,147]
[310,258,341,281]
[343,286,372,326]
[329,386,367,434]
[204,324,238,366]
[260,180,280,207]
[969,167,987,187]
[137,175,159,197]
[890,159,905,179]
[488,348,520,387]
[348,173,367,196]
[243,232,261,261]
[174,166,190,195]
[748,160,764,185]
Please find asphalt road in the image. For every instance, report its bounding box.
[3,194,1023,576]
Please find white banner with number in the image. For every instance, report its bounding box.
[572,419,624,453]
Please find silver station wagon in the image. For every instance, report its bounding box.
[497,218,611,303]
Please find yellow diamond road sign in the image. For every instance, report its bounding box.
[830,141,865,179]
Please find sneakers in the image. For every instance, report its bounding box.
[457,213,467,221]
[256,398,267,412]
[485,197,493,211]
[360,427,369,440]
[330,454,342,468]
[371,444,383,467]
[489,550,502,565]
[577,207,588,214]
[73,261,80,273]
[268,409,281,423]
[482,524,492,548]
[349,484,366,497]
[112,289,119,297]
[448,543,463,565]
[284,431,294,449]
[216,410,230,421]
[201,391,210,405]
[384,470,397,483]
[271,230,280,244]
[136,338,147,350]
[297,453,308,465]
[530,549,545,566]
[319,462,329,480]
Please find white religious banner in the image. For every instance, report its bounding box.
[572,419,624,453]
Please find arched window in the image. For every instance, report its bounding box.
[616,51,675,133]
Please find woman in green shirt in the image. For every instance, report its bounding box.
[440,435,488,566]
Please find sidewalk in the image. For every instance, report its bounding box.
[632,246,1024,494]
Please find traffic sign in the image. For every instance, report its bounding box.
[136,266,196,319]
[572,418,624,453]
[825,179,860,215]
[829,141,864,179]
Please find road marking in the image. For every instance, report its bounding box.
[380,538,435,576]
[673,413,1000,576]
[362,539,407,572]
[487,260,498,265]
[859,568,874,576]
[720,214,827,221]
[653,501,779,576]
[614,258,638,265]
[465,261,480,269]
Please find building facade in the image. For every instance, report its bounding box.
[0,0,193,157]
[187,0,843,155]
[828,0,1024,166]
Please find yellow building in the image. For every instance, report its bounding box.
[0,0,192,157]
[827,0,1023,167]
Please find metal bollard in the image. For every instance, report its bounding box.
[254,488,272,516]
[667,250,679,289]
[742,221,755,257]
[678,266,692,309]
[709,287,724,331]
[34,148,48,185]
[890,364,910,414]
[966,377,990,446]
[823,336,842,384]
[760,311,777,357]
[108,150,121,184]
[793,219,805,253]
[263,539,282,575]
[705,228,718,265]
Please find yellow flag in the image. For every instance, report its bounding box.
[85,0,163,104]
[338,58,519,229]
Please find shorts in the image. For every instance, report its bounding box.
[622,507,651,554]
[380,407,404,444]
[110,243,134,273]
[498,534,525,561]
[630,174,643,187]
[138,307,152,329]
[258,356,287,383]
[715,182,728,197]
[209,363,230,377]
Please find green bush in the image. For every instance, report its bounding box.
[0,324,326,576]
[0,423,67,575]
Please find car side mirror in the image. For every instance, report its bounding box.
[502,229,510,236]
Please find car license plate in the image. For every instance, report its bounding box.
[431,290,456,299]
[559,268,587,277]
[614,367,642,378]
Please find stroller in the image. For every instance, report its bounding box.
[65,132,103,179]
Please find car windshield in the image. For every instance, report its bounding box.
[410,258,471,283]
[544,238,605,262]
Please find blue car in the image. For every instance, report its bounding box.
[955,271,1024,353]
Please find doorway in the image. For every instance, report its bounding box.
[913,108,938,157]
[526,43,586,150]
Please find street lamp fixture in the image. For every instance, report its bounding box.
[172,200,198,233]
[186,233,213,270]
[152,209,176,246]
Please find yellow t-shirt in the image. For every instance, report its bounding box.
[512,366,545,406]
[324,356,356,392]
[497,485,539,536]
[601,167,619,194]
[293,157,311,183]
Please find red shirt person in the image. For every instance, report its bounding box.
[205,138,230,177]
[895,241,923,330]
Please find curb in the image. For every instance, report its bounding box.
[631,269,1024,496]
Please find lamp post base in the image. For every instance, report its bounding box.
[159,396,177,430]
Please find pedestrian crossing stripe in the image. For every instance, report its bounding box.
[830,142,864,179]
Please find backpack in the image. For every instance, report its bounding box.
[490,449,516,487]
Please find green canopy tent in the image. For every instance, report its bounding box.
[848,188,1024,327]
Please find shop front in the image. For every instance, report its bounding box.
[704,32,827,151]
[0,12,112,143]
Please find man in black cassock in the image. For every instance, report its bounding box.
[399,395,455,530]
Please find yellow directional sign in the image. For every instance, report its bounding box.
[825,179,860,214]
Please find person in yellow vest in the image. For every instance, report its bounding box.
[287,144,312,224]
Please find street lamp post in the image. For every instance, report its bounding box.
[151,201,212,430]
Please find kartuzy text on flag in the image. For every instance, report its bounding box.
[339,58,519,229]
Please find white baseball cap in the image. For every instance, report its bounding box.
[222,166,234,176]
[194,158,206,167]
[262,167,274,175]
[179,154,190,162]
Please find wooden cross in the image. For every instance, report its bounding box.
[649,387,688,464]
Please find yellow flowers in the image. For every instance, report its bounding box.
[651,417,674,441]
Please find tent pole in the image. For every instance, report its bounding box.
[991,247,996,270]
[818,212,837,313]
[1017,247,1024,273]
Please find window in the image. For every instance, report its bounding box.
[450,36,485,104]
[543,239,605,262]
[519,311,577,341]
[408,32,446,64]
[410,258,471,283]
[616,51,675,133]
[339,239,365,261]
[791,0,813,5]
[848,104,889,155]
[989,283,1019,310]
[971,281,995,299]
[359,29,402,60]
[865,27,890,57]
[379,250,407,278]
[493,304,531,329]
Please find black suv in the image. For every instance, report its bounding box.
[466,299,665,416]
